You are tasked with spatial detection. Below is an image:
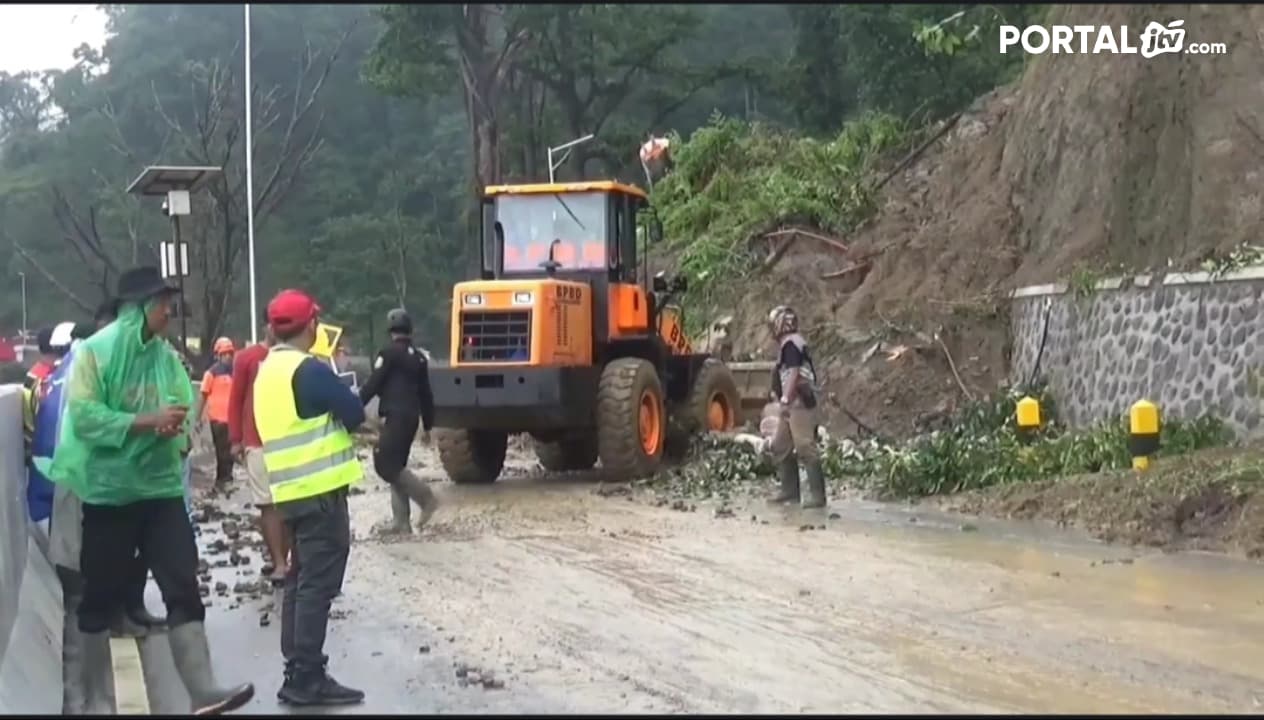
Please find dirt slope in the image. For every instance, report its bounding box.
[726,4,1264,438]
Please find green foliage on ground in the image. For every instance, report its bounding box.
[648,386,1234,503]
[645,433,776,503]
[652,112,909,304]
[839,387,1234,499]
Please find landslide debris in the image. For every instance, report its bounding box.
[666,4,1264,440]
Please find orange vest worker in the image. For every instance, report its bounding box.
[201,338,236,424]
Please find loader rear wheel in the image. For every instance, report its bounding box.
[435,428,508,485]
[666,358,741,458]
[534,432,599,472]
[596,358,665,479]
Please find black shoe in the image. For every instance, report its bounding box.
[277,671,364,706]
[317,673,365,705]
[276,665,294,703]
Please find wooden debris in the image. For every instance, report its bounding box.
[873,112,963,193]
[821,261,871,280]
[934,331,975,402]
[765,227,850,254]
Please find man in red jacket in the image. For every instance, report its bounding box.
[227,323,289,584]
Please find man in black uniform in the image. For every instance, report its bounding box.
[359,308,440,536]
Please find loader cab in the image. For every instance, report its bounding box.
[479,181,661,287]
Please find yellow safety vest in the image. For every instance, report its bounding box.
[252,345,361,504]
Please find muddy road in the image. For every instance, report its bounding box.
[139,445,1264,714]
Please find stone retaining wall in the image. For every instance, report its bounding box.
[1009,267,1264,439]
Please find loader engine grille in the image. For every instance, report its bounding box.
[460,310,531,362]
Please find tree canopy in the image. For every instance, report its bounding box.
[0,3,1038,359]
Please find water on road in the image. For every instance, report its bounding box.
[132,448,1264,714]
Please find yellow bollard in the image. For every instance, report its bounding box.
[1015,395,1041,449]
[1016,396,1041,430]
[1129,399,1160,471]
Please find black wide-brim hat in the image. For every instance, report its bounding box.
[116,266,180,303]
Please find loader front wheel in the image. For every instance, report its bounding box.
[596,358,665,479]
[435,428,508,485]
[534,432,599,472]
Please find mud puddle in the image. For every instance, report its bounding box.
[166,442,1264,713]
[331,444,1264,713]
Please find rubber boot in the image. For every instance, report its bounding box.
[396,468,440,531]
[62,611,86,714]
[371,486,412,537]
[768,455,801,504]
[168,621,255,715]
[80,631,116,714]
[801,459,827,509]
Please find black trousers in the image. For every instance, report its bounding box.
[210,421,233,482]
[373,413,418,483]
[78,497,204,634]
[280,489,351,674]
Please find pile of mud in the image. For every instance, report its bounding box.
[722,4,1264,439]
[940,445,1264,558]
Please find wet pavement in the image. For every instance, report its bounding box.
[127,445,1264,714]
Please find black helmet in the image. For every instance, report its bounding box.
[386,308,412,334]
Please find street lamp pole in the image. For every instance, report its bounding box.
[244,3,259,344]
[126,165,223,356]
[17,271,26,345]
[171,214,188,349]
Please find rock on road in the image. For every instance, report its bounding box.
[137,448,1264,714]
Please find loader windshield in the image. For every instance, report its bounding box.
[496,191,607,272]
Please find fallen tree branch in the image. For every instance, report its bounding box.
[934,330,975,402]
[821,261,871,280]
[765,227,849,254]
[762,235,796,270]
[873,112,963,193]
[874,308,935,347]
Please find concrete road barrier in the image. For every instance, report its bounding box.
[0,384,63,713]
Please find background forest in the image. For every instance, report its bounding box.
[0,3,1041,358]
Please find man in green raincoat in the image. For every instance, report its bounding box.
[49,266,254,715]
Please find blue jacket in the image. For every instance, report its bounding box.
[27,350,73,522]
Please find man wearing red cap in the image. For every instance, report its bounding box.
[251,289,365,707]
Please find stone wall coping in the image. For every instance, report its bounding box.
[1010,264,1264,299]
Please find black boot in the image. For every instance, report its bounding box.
[768,455,800,504]
[277,665,364,706]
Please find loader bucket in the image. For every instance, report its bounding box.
[725,360,776,427]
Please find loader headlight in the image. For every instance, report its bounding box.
[512,291,534,306]
[463,293,485,307]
